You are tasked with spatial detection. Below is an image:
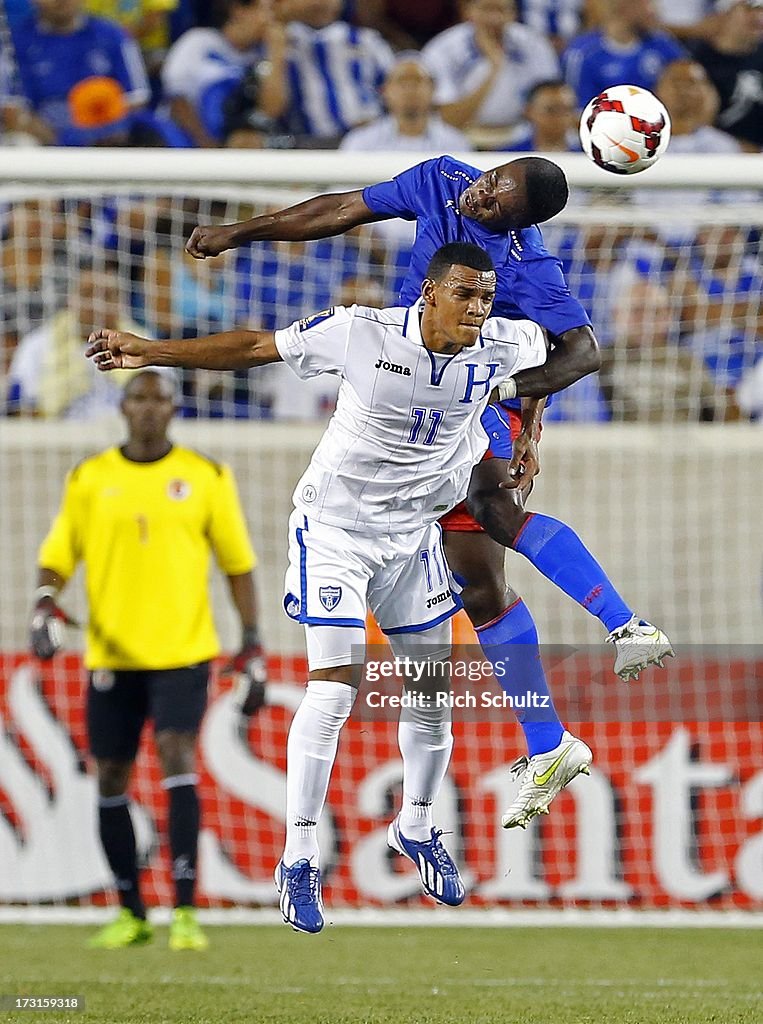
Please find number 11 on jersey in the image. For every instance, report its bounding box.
[408,408,443,445]
[420,541,445,593]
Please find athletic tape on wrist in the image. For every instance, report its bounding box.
[498,378,517,401]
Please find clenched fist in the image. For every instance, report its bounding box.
[185,224,237,260]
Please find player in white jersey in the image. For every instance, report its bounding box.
[86,242,597,933]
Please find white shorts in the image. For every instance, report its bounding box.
[283,510,462,668]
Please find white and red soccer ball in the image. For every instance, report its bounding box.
[579,84,671,175]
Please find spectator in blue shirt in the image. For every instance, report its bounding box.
[10,0,151,146]
[3,0,34,32]
[563,0,684,108]
[1,29,57,143]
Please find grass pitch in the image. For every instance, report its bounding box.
[1,924,760,1024]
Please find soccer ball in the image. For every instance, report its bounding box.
[579,85,671,175]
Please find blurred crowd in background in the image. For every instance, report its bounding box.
[3,0,762,153]
[0,0,761,421]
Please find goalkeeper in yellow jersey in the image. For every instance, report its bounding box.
[29,370,267,952]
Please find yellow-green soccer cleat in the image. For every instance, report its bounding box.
[87,908,153,949]
[502,731,593,829]
[168,907,209,951]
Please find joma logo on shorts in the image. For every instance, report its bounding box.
[426,591,450,609]
[374,358,411,376]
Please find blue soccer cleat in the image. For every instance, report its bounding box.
[274,859,324,934]
[387,816,465,906]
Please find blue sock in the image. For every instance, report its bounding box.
[476,599,564,757]
[514,514,632,633]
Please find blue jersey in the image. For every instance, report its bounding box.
[11,15,149,146]
[563,30,684,108]
[363,156,591,418]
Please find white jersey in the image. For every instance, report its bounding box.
[339,114,471,153]
[274,302,546,533]
[161,29,261,105]
[421,22,559,128]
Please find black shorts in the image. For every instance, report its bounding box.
[86,663,210,762]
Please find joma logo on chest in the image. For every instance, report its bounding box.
[374,358,411,376]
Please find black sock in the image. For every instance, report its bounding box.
[98,796,145,919]
[166,780,200,908]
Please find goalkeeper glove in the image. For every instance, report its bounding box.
[221,627,268,716]
[29,589,75,660]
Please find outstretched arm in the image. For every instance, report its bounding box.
[86,328,281,371]
[185,190,385,259]
[506,326,601,400]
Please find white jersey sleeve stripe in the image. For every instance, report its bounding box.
[274,306,352,379]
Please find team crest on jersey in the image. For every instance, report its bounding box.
[299,308,335,332]
[319,585,342,611]
[167,479,191,500]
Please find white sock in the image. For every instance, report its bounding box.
[397,698,453,841]
[283,679,356,867]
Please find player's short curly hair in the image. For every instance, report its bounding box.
[426,242,495,281]
[510,156,569,225]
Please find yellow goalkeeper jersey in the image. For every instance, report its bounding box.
[38,446,256,671]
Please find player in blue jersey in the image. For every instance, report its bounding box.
[562,1,684,111]
[186,155,673,829]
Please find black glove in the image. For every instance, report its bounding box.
[29,596,69,660]
[221,629,268,716]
